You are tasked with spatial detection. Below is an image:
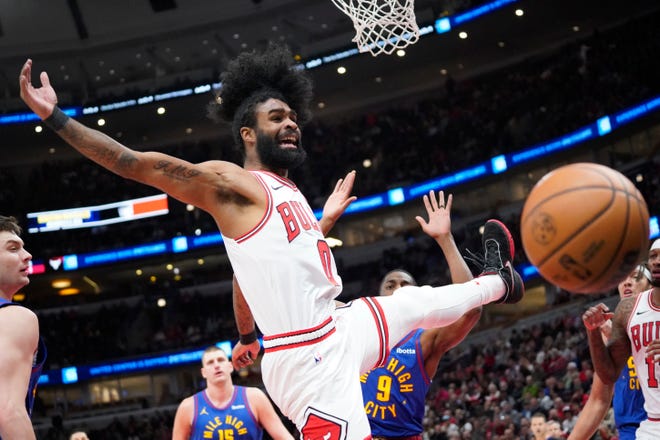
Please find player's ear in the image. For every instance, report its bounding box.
[240,126,255,143]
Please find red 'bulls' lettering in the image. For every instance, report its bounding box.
[277,201,321,242]
[277,202,299,242]
[630,321,660,352]
[290,200,312,231]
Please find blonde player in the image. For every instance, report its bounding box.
[0,215,46,440]
[173,346,292,440]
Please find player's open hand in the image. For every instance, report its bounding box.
[415,190,452,241]
[582,303,614,331]
[19,59,58,120]
[322,170,357,224]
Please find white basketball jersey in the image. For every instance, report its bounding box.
[627,289,660,417]
[222,171,342,336]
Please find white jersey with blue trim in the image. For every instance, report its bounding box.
[221,170,342,336]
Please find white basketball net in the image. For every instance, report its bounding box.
[331,0,420,56]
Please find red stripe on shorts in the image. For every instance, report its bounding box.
[361,297,389,369]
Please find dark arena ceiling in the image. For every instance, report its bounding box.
[2,0,658,160]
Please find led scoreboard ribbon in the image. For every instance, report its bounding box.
[27,193,168,233]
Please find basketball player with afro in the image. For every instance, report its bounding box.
[19,45,524,439]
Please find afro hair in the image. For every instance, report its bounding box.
[208,44,314,149]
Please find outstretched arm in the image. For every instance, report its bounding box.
[415,190,479,378]
[568,317,616,440]
[232,276,261,370]
[415,191,472,284]
[567,374,613,440]
[319,170,357,235]
[19,59,251,217]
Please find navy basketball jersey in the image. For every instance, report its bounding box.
[360,329,430,437]
[613,356,646,435]
[0,298,46,418]
[191,386,263,440]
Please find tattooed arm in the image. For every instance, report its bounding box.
[19,59,253,215]
[47,117,235,210]
[585,299,633,384]
[232,276,261,370]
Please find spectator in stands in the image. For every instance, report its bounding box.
[69,431,89,440]
[546,420,564,439]
[560,405,578,434]
[172,346,292,440]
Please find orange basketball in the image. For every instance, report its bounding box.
[520,162,650,294]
